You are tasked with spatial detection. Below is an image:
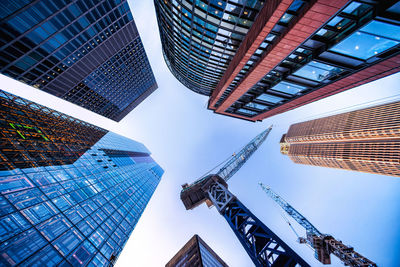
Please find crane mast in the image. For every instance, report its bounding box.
[180,127,310,267]
[259,183,377,267]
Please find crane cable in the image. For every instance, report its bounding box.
[197,132,255,179]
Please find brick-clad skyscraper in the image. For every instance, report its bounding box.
[280,101,400,177]
[155,0,400,121]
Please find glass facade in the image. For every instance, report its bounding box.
[0,90,164,266]
[155,0,265,96]
[0,0,157,121]
[225,0,400,118]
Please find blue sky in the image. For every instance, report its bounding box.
[1,1,400,266]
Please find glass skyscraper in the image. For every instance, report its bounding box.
[0,0,157,121]
[155,0,400,121]
[166,235,228,267]
[0,89,164,266]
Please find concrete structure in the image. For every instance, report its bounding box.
[0,0,157,121]
[280,101,400,177]
[166,235,228,267]
[0,90,164,266]
[155,0,400,121]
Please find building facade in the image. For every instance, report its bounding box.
[0,0,157,121]
[0,90,164,266]
[280,101,400,177]
[155,0,266,96]
[155,0,400,121]
[166,234,228,267]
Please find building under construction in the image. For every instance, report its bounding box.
[280,101,400,177]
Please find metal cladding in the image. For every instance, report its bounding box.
[281,100,400,177]
[0,0,157,121]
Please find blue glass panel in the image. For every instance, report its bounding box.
[26,171,56,186]
[237,108,257,116]
[21,201,57,224]
[68,240,96,266]
[89,228,107,247]
[0,213,30,241]
[362,20,400,41]
[5,187,46,209]
[20,244,63,267]
[245,102,268,110]
[256,94,284,103]
[330,20,400,60]
[0,175,33,194]
[0,229,46,265]
[37,214,71,241]
[52,228,84,256]
[293,61,343,82]
[0,195,14,216]
[88,253,107,266]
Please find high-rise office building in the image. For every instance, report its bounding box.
[0,0,157,121]
[166,234,228,267]
[280,101,400,177]
[0,89,164,266]
[155,0,400,121]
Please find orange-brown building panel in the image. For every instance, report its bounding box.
[281,100,400,177]
[285,101,400,143]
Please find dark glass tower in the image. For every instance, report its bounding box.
[0,90,164,266]
[155,0,400,121]
[0,0,157,121]
[166,235,228,267]
[154,0,266,96]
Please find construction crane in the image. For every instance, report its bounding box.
[180,127,310,267]
[259,183,377,267]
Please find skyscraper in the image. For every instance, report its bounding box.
[0,89,164,266]
[280,101,400,177]
[166,234,228,267]
[0,0,157,121]
[155,0,400,121]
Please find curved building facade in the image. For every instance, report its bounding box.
[154,0,265,96]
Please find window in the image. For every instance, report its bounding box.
[237,108,257,116]
[245,102,268,110]
[329,20,400,60]
[256,94,284,103]
[293,61,344,82]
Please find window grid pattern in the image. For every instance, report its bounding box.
[0,90,106,171]
[0,0,157,121]
[0,90,163,266]
[288,141,400,177]
[214,0,309,108]
[226,0,400,118]
[281,100,400,177]
[155,0,265,96]
[285,101,400,143]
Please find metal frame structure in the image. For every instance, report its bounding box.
[218,126,272,181]
[208,181,310,267]
[259,183,377,266]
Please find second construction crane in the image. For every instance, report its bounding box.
[259,183,377,267]
[180,127,310,267]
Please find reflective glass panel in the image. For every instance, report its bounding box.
[330,20,400,60]
[237,108,257,116]
[245,102,268,110]
[256,94,284,103]
[293,61,343,82]
[272,81,307,94]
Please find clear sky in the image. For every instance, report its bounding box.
[1,1,400,266]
